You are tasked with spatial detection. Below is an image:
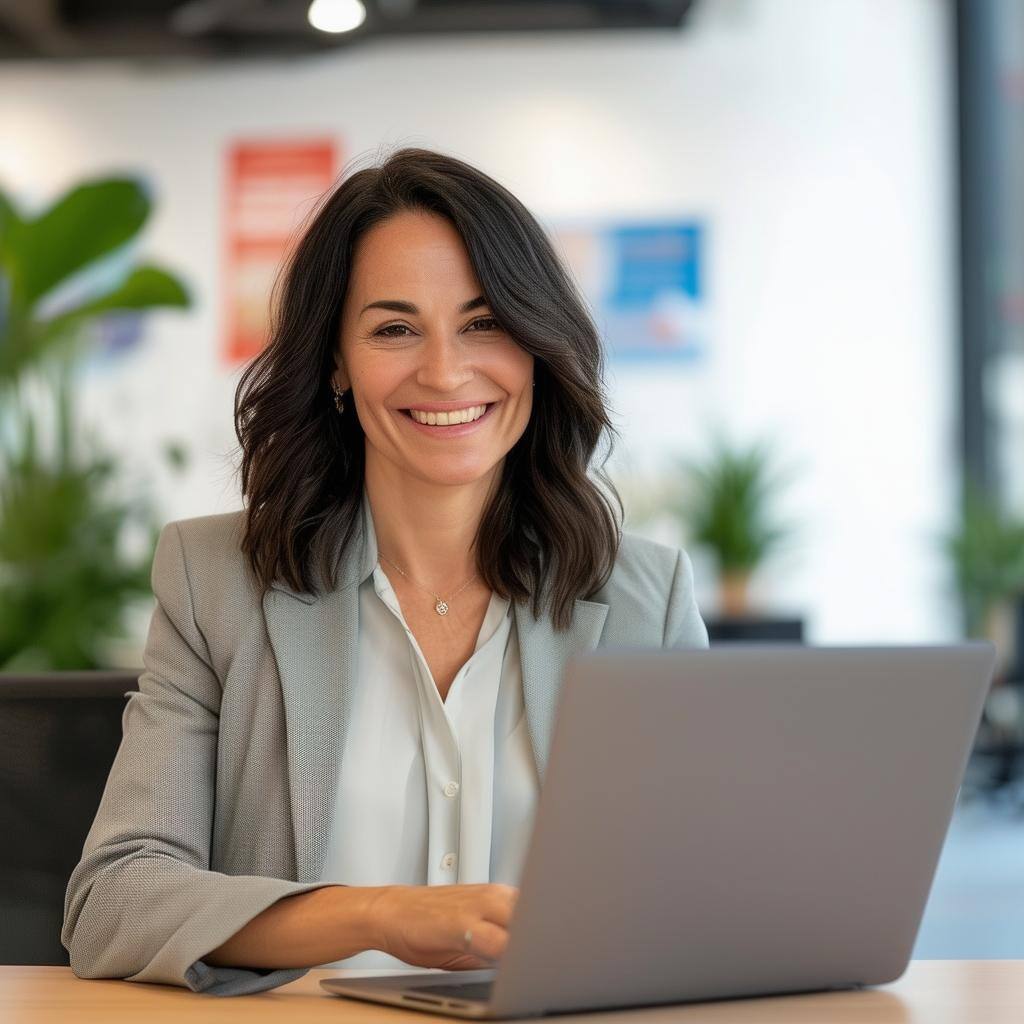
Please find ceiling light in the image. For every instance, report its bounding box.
[307,0,367,34]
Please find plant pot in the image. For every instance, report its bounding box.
[984,598,1016,680]
[719,570,752,617]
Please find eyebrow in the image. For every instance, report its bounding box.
[359,295,489,317]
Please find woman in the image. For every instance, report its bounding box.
[61,147,708,996]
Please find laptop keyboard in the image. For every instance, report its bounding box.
[408,981,494,1003]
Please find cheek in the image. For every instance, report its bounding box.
[489,343,534,391]
[352,356,403,401]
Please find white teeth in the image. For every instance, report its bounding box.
[409,404,487,426]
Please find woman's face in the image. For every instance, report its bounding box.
[335,210,535,490]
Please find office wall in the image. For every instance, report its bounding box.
[0,0,956,652]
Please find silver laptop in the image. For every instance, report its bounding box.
[321,643,995,1018]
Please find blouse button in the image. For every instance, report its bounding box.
[443,780,460,798]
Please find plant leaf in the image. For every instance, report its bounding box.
[7,178,152,308]
[42,264,190,335]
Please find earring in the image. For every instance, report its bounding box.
[332,382,347,414]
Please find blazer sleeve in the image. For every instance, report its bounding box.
[61,521,336,996]
[662,547,710,649]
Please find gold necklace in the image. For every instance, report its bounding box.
[377,553,478,616]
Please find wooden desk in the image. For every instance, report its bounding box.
[3,962,1023,1023]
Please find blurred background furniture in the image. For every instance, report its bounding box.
[0,671,140,966]
[705,617,805,644]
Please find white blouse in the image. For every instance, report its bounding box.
[317,495,540,968]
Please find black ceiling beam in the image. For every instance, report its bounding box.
[0,0,697,62]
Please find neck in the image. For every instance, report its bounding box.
[363,455,501,592]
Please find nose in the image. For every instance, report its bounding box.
[414,332,475,393]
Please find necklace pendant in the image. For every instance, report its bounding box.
[435,599,449,616]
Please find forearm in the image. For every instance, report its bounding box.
[203,884,389,969]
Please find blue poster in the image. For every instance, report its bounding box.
[552,220,707,363]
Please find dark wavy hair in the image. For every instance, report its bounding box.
[233,146,622,631]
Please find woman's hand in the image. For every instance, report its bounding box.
[367,883,520,970]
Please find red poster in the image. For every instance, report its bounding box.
[222,139,338,365]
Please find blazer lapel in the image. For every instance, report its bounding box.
[262,505,376,884]
[263,493,611,883]
[515,595,609,783]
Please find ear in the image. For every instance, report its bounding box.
[332,363,351,391]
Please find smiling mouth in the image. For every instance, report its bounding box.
[399,399,495,423]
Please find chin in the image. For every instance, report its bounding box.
[413,458,501,489]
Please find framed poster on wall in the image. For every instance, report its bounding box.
[551,219,707,363]
[222,138,337,365]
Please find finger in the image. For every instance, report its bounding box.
[462,919,508,962]
[443,952,499,971]
[480,887,519,927]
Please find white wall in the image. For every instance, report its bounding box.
[0,0,958,651]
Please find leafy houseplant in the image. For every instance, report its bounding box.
[669,436,796,617]
[945,484,1024,644]
[0,177,190,669]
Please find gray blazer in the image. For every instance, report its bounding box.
[62,502,708,997]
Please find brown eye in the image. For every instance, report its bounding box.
[470,317,501,331]
[373,323,412,337]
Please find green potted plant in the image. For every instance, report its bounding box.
[668,434,797,617]
[0,177,191,669]
[945,483,1024,647]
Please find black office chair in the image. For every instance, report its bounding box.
[0,671,140,965]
